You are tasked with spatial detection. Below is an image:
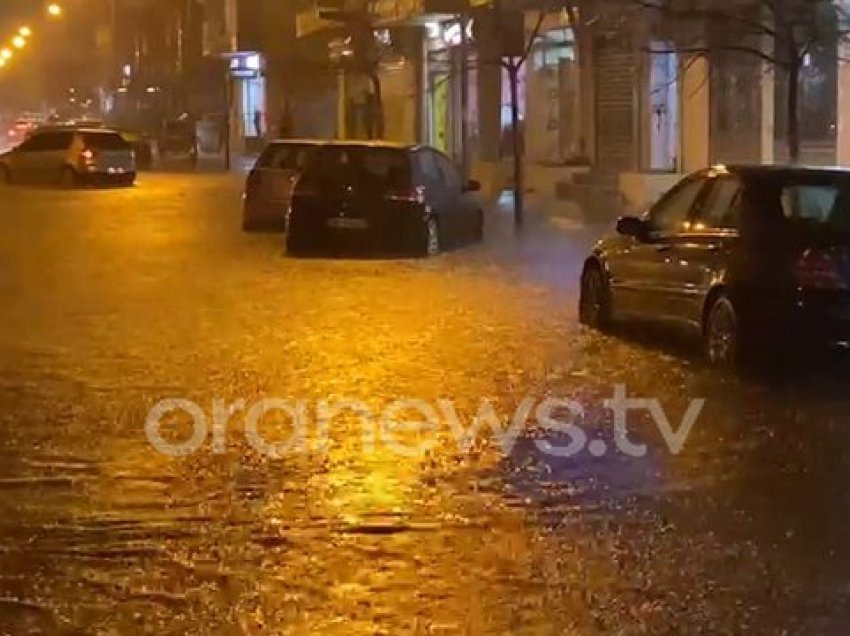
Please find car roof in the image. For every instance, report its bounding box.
[273,139,418,151]
[34,125,117,133]
[709,164,850,179]
[323,140,414,149]
[76,127,120,134]
[266,138,328,146]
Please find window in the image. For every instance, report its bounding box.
[434,152,461,192]
[301,147,411,190]
[39,131,73,151]
[649,177,706,232]
[697,177,742,229]
[780,185,839,223]
[414,151,440,186]
[258,144,315,171]
[22,133,56,152]
[746,173,850,231]
[81,132,128,150]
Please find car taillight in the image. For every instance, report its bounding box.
[796,248,850,290]
[385,186,424,204]
[80,148,95,162]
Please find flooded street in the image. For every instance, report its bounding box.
[1,174,850,634]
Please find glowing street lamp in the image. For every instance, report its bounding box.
[18,27,32,38]
[12,36,26,49]
[0,59,6,68]
[47,4,62,17]
[0,49,11,61]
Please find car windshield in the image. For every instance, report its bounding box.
[257,144,316,171]
[82,132,129,150]
[301,146,410,190]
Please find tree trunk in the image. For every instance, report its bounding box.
[369,71,385,140]
[508,63,524,227]
[787,60,801,164]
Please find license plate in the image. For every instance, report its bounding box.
[327,217,368,229]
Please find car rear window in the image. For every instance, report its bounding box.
[82,132,129,150]
[748,174,850,232]
[301,146,411,190]
[257,144,316,171]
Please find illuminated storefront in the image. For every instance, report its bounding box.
[228,51,267,139]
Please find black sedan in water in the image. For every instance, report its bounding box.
[579,165,850,366]
[286,142,484,256]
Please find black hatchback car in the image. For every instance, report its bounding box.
[579,165,850,366]
[286,142,483,256]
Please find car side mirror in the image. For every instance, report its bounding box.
[616,216,648,240]
[464,179,481,192]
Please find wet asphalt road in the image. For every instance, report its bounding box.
[1,173,850,634]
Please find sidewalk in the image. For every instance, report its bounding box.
[490,190,613,230]
[471,192,610,293]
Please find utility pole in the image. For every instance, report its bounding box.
[459,11,470,180]
[224,70,232,171]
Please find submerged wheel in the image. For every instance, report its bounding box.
[472,209,484,242]
[424,216,440,257]
[703,294,739,367]
[579,263,612,330]
[61,167,78,188]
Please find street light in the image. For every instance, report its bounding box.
[47,4,62,17]
[0,59,6,68]
[0,49,11,60]
[12,36,26,49]
[18,27,32,38]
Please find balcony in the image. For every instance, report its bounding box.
[295,0,489,37]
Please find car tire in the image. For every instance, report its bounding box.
[422,215,440,257]
[703,294,740,368]
[285,233,309,256]
[472,209,484,242]
[60,167,78,188]
[579,263,613,330]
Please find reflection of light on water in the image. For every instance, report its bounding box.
[327,448,418,523]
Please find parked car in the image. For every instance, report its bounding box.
[119,130,154,170]
[286,142,483,256]
[159,117,197,163]
[33,121,154,171]
[5,117,39,145]
[243,139,324,231]
[0,127,136,186]
[579,165,850,366]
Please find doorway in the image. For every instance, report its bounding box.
[648,43,679,171]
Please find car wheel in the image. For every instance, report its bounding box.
[60,167,78,188]
[703,294,739,367]
[579,263,612,330]
[472,209,484,242]
[423,215,440,257]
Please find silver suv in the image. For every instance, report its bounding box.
[0,128,136,187]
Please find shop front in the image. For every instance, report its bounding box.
[227,51,267,148]
[423,19,477,164]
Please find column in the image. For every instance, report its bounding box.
[680,53,710,172]
[837,39,850,165]
[760,63,775,164]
